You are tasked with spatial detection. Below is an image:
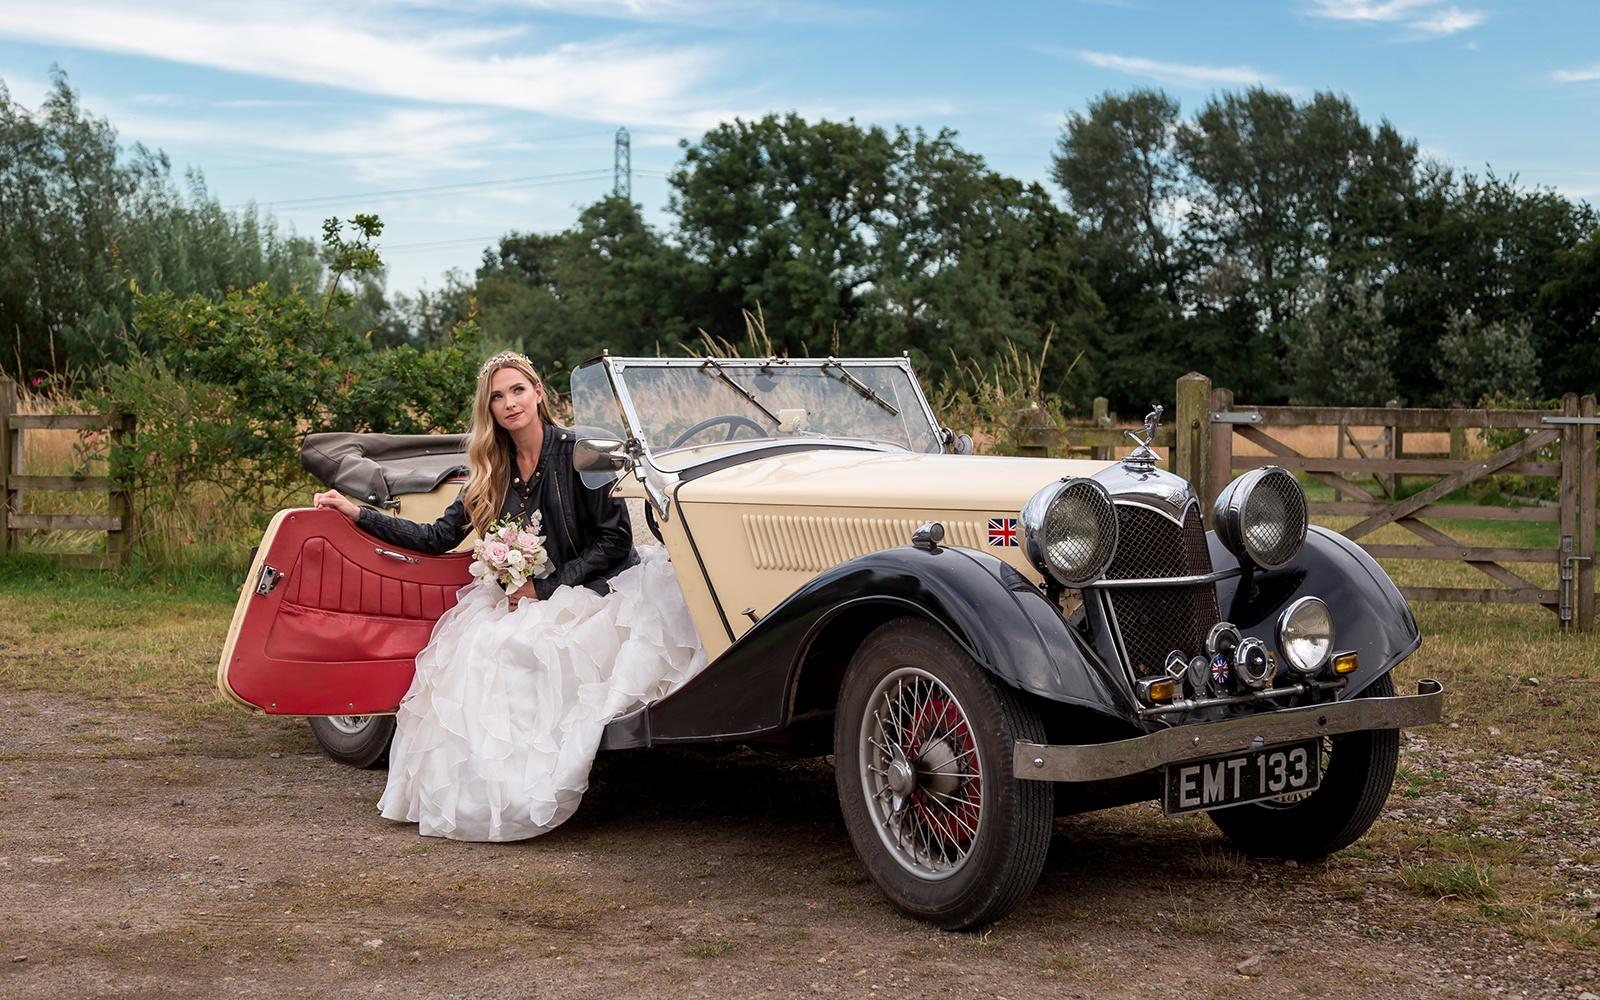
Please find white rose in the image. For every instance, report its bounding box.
[507,549,525,567]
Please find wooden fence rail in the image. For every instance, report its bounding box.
[0,376,135,569]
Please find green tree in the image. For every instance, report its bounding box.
[0,71,325,378]
[671,114,1102,395]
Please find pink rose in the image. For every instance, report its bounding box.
[484,540,510,565]
[516,531,539,550]
[498,524,518,542]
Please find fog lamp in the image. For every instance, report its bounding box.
[1277,597,1334,676]
[1332,651,1359,675]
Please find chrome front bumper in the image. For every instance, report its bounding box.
[1014,679,1444,782]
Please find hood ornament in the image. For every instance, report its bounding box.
[1122,404,1163,472]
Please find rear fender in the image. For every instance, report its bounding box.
[619,545,1137,746]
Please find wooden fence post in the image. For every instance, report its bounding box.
[108,412,135,569]
[1206,386,1233,525]
[1382,399,1400,497]
[1559,393,1580,629]
[1091,397,1111,461]
[1579,394,1597,631]
[1174,372,1211,501]
[0,376,13,558]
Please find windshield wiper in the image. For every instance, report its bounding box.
[699,357,781,425]
[822,358,899,415]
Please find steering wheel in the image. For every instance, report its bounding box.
[669,414,768,448]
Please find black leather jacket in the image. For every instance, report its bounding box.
[355,424,637,599]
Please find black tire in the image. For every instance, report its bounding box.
[833,618,1053,930]
[1208,673,1399,859]
[307,715,395,769]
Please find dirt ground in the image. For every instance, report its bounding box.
[1,689,1596,1000]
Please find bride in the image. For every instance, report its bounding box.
[312,350,706,841]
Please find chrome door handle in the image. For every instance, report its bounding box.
[375,547,419,564]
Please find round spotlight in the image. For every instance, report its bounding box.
[1212,467,1309,571]
[1021,478,1119,587]
[1277,596,1335,676]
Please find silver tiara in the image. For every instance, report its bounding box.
[478,350,534,379]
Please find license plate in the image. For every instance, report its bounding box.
[1163,739,1322,816]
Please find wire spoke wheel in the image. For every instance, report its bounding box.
[861,667,984,880]
[835,618,1053,929]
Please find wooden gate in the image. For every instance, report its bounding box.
[0,376,135,569]
[1172,374,1598,630]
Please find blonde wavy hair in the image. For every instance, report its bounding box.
[463,352,558,535]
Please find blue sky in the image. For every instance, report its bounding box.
[1,0,1597,295]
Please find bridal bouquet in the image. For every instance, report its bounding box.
[469,515,551,596]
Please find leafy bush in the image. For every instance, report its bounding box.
[1287,277,1399,406]
[83,217,483,560]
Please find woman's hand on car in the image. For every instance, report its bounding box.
[312,490,361,521]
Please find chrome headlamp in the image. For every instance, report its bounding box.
[1277,596,1334,676]
[1021,478,1118,588]
[1213,467,1308,571]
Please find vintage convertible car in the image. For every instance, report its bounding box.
[218,355,1443,929]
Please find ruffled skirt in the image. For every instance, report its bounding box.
[377,546,707,841]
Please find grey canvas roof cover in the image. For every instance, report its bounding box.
[301,432,468,504]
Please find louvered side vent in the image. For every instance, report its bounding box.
[742,515,991,572]
[1103,503,1220,678]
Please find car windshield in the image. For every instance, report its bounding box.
[570,357,944,470]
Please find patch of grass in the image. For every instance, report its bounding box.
[1040,952,1084,973]
[1399,859,1500,902]
[678,938,732,959]
[0,562,238,723]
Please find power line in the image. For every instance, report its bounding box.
[381,236,504,254]
[228,168,613,211]
[206,130,621,173]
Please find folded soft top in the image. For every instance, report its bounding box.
[300,432,469,505]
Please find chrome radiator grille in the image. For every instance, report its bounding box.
[1103,503,1220,678]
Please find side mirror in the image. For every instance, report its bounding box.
[941,427,974,455]
[573,437,631,474]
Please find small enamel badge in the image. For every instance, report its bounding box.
[1209,652,1231,688]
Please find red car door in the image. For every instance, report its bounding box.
[218,507,473,715]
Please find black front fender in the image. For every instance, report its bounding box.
[607,545,1137,747]
[1212,525,1421,698]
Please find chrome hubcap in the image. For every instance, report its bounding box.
[859,667,984,881]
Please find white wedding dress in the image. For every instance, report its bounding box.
[377,545,707,841]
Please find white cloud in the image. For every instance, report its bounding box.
[1070,49,1279,89]
[1552,65,1600,84]
[1304,0,1486,37]
[1409,6,1487,35]
[0,2,731,128]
